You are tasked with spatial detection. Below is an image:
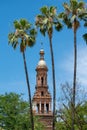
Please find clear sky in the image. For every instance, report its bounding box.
[0,0,87,100]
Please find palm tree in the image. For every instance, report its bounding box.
[8,19,37,130]
[59,0,87,130]
[35,6,63,130]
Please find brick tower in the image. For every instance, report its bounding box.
[32,49,53,130]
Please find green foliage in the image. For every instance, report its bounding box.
[8,33,18,49]
[34,117,44,130]
[84,22,87,27]
[40,6,48,15]
[56,83,87,130]
[83,33,87,44]
[14,19,31,30]
[59,13,72,28]
[61,0,87,31]
[36,6,63,37]
[0,93,44,130]
[56,122,67,130]
[55,22,63,31]
[0,93,30,130]
[8,19,37,52]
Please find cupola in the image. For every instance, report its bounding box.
[36,49,48,70]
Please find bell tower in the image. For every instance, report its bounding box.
[32,49,53,130]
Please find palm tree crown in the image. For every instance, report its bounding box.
[59,0,87,30]
[36,6,63,37]
[8,19,37,52]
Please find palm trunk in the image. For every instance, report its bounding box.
[72,21,77,130]
[49,34,56,130]
[22,52,34,130]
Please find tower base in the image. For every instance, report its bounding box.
[36,114,53,130]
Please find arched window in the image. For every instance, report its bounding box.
[46,104,49,113]
[41,77,44,85]
[36,104,39,113]
[41,91,44,96]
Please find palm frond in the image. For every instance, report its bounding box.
[14,20,21,29]
[58,12,65,19]
[63,2,71,13]
[30,29,37,36]
[40,6,48,15]
[27,36,36,47]
[40,27,46,36]
[8,33,19,49]
[70,0,78,10]
[79,12,87,21]
[55,22,63,31]
[50,6,57,16]
[63,16,72,28]
[83,33,87,44]
[35,15,45,26]
[43,18,48,24]
[84,22,87,27]
[71,15,76,22]
[78,1,85,9]
[8,19,36,52]
[20,19,31,30]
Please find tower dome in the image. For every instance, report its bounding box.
[36,49,48,70]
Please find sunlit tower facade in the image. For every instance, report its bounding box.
[32,49,53,130]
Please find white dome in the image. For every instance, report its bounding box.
[38,59,47,67]
[36,49,48,70]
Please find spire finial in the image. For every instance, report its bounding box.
[40,42,44,60]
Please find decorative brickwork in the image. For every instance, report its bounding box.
[32,49,53,130]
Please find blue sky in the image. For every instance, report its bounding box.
[0,0,87,101]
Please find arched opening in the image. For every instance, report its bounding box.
[36,104,39,113]
[41,91,44,96]
[41,77,44,86]
[37,76,40,85]
[46,104,49,113]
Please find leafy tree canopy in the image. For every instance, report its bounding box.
[56,83,87,130]
[0,93,44,130]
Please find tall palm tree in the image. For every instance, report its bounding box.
[59,0,87,130]
[8,19,37,130]
[35,6,63,130]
